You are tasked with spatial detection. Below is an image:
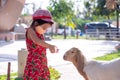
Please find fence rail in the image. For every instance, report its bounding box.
[85,29,120,40]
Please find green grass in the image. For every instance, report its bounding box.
[52,35,86,39]
[52,35,107,40]
[0,73,20,80]
[94,51,120,61]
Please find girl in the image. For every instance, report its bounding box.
[23,9,58,80]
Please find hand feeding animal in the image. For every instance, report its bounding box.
[63,47,120,80]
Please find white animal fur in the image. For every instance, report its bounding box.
[63,47,120,80]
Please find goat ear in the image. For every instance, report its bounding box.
[76,52,84,70]
[75,50,88,80]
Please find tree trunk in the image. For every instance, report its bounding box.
[64,26,67,39]
[116,7,119,30]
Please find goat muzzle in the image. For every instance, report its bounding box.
[63,54,66,60]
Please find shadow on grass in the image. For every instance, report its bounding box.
[15,77,23,80]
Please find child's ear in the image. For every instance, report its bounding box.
[34,21,39,26]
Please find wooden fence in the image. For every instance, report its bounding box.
[85,29,120,40]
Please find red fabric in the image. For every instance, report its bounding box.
[33,16,52,20]
[23,29,50,80]
[32,9,54,24]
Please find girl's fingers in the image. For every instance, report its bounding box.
[55,46,59,53]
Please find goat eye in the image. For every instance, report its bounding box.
[71,51,74,53]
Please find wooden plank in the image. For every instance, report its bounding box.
[7,62,11,80]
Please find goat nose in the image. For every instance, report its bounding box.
[63,55,66,60]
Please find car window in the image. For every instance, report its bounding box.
[90,24,96,26]
[86,23,114,29]
[97,24,108,27]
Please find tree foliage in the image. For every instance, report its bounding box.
[95,0,115,19]
[47,0,75,28]
[84,0,115,20]
[84,0,96,19]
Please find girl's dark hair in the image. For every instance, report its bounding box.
[30,19,53,28]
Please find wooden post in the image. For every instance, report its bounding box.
[18,48,28,78]
[7,62,11,80]
[76,31,79,39]
[64,26,67,39]
[0,0,1,8]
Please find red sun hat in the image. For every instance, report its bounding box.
[32,9,54,24]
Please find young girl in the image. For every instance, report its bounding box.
[23,9,58,80]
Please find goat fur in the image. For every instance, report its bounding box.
[63,47,120,80]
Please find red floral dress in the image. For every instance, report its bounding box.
[23,29,50,80]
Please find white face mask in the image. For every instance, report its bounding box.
[35,23,52,34]
[35,26,46,34]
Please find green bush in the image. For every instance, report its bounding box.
[49,66,61,80]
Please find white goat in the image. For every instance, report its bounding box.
[63,47,120,80]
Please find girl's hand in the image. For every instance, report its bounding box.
[48,45,59,53]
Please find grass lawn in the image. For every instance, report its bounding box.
[51,35,106,40]
[0,73,21,80]
[52,35,86,39]
[94,51,120,61]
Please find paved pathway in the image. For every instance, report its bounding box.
[0,39,119,80]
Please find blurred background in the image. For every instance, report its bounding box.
[0,0,120,41]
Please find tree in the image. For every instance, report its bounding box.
[47,0,75,39]
[84,0,96,19]
[106,0,116,10]
[95,0,113,19]
[83,0,115,20]
[106,0,119,29]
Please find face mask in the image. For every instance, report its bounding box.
[35,26,46,34]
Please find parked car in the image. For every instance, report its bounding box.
[84,22,116,30]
